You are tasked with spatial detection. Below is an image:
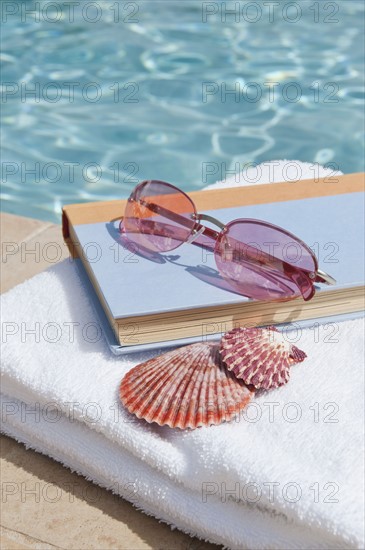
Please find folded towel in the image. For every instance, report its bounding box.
[1,392,339,549]
[1,161,364,549]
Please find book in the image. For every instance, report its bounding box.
[62,173,365,354]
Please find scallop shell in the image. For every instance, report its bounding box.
[120,342,254,430]
[220,327,307,390]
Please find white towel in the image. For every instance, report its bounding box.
[1,161,364,549]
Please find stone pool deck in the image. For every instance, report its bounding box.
[0,212,219,550]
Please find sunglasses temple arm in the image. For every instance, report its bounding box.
[137,199,195,229]
[315,269,336,285]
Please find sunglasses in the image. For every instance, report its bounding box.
[119,180,336,302]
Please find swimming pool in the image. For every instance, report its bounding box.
[1,0,364,222]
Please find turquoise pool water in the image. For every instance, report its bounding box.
[1,0,364,222]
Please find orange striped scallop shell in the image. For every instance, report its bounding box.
[120,342,253,429]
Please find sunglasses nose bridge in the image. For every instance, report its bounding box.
[194,213,226,231]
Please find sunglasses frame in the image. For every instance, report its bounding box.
[120,180,336,300]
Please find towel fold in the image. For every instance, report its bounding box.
[1,161,364,549]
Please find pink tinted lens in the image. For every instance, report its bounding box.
[123,180,197,253]
[215,220,318,301]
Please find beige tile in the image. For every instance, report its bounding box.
[0,213,52,247]
[0,525,60,549]
[1,219,70,293]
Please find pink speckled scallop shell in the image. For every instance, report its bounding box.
[220,327,307,390]
[120,342,254,430]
